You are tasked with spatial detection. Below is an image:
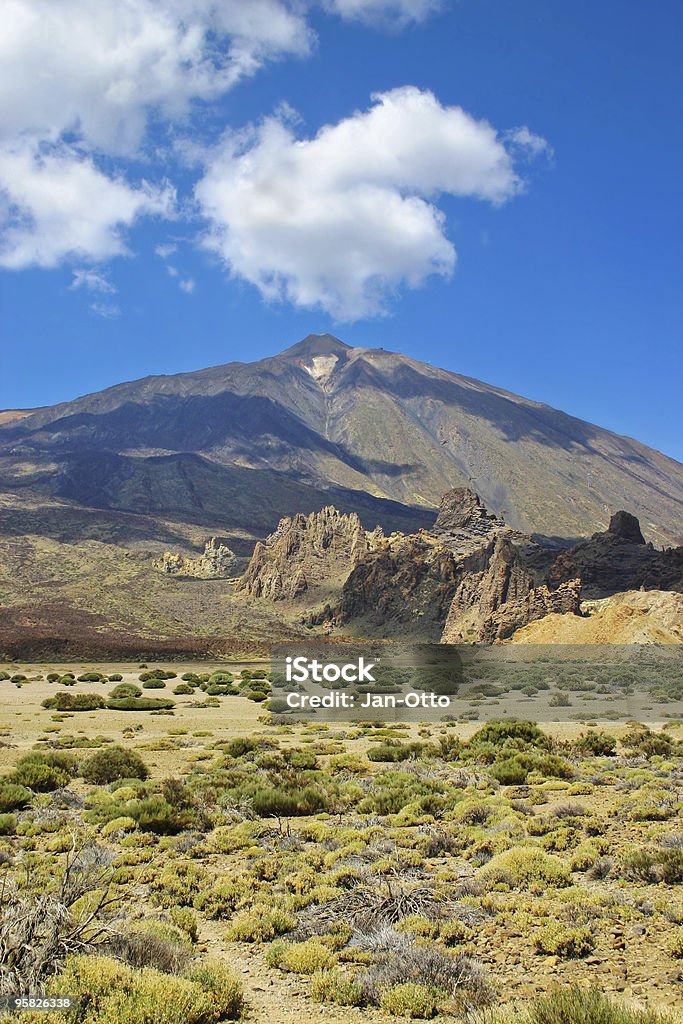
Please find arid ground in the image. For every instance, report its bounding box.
[1,662,683,1023]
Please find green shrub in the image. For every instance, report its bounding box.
[622,847,683,884]
[170,906,198,942]
[109,674,123,682]
[250,784,329,818]
[310,969,365,1007]
[106,697,175,711]
[534,922,595,958]
[185,961,244,1020]
[524,985,676,1023]
[0,812,17,834]
[38,954,244,1023]
[622,728,673,757]
[481,847,571,890]
[0,782,32,812]
[78,672,105,682]
[225,904,296,942]
[173,684,194,695]
[142,679,167,689]
[10,759,70,792]
[268,939,337,974]
[367,742,427,762]
[668,930,683,959]
[82,746,149,785]
[379,983,439,1019]
[576,731,617,756]
[469,720,551,750]
[108,683,143,699]
[42,692,106,712]
[490,753,572,785]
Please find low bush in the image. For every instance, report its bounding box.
[0,782,32,812]
[82,746,149,785]
[35,954,244,1023]
[490,753,573,785]
[0,812,17,834]
[142,679,167,689]
[225,904,296,942]
[534,922,595,958]
[576,731,617,756]
[108,683,142,699]
[106,697,175,711]
[379,982,439,1019]
[522,985,676,1023]
[268,939,337,974]
[481,847,571,890]
[170,906,198,942]
[622,847,683,884]
[185,961,245,1020]
[10,759,70,792]
[42,692,106,712]
[310,968,365,1007]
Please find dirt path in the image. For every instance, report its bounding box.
[198,920,386,1024]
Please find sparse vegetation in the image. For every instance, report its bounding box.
[0,665,682,1022]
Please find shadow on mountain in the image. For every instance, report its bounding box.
[2,451,434,543]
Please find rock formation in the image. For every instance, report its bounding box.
[332,533,461,637]
[547,511,683,598]
[237,506,383,600]
[511,590,683,644]
[441,535,582,643]
[434,487,504,541]
[154,538,237,579]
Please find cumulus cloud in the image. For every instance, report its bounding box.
[0,1,448,276]
[179,277,196,293]
[323,0,443,27]
[0,0,313,156]
[0,0,312,271]
[195,86,546,319]
[0,140,174,269]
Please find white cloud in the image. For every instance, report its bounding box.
[0,2,447,276]
[0,0,312,271]
[504,125,553,160]
[179,277,196,293]
[0,0,313,156]
[195,86,547,319]
[89,301,121,318]
[155,242,178,260]
[0,140,174,269]
[323,0,443,27]
[70,268,116,293]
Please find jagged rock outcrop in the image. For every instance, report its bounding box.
[237,506,383,600]
[547,511,683,598]
[154,538,237,579]
[434,487,504,539]
[332,533,461,637]
[332,490,580,642]
[440,535,582,643]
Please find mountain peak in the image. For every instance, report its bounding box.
[279,334,351,360]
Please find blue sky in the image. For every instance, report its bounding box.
[1,0,681,461]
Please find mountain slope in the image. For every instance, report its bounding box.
[1,334,682,545]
